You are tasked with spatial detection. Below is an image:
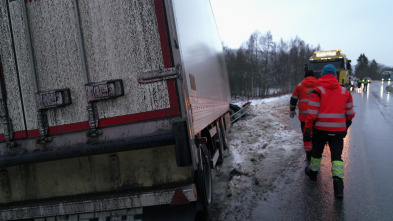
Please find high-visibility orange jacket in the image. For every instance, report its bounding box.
[290,76,317,122]
[305,74,355,132]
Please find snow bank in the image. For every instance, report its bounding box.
[211,94,304,220]
[230,95,300,163]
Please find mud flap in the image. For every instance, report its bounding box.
[195,143,212,220]
[173,121,192,167]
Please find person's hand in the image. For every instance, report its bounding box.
[290,110,296,118]
[344,120,352,138]
[346,120,352,128]
[305,128,312,140]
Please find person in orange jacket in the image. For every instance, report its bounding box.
[304,64,355,199]
[290,70,317,162]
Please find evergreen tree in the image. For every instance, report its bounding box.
[355,53,369,79]
[369,59,379,80]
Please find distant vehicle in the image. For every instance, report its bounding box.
[346,77,355,91]
[305,49,351,86]
[363,77,372,83]
[382,71,392,81]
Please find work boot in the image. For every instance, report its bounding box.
[306,151,312,162]
[305,165,318,181]
[333,176,344,199]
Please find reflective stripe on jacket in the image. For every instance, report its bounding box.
[290,76,317,122]
[306,74,355,132]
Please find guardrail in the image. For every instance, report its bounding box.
[230,101,252,123]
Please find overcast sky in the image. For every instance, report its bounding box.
[210,0,393,67]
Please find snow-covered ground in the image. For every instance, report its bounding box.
[210,94,305,220]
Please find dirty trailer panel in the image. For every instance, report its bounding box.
[0,0,182,203]
[0,0,178,162]
[0,0,231,220]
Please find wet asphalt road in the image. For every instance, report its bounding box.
[253,81,393,221]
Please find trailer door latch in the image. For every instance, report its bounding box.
[36,88,72,110]
[138,65,182,83]
[85,79,124,102]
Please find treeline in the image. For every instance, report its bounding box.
[355,53,392,80]
[224,31,391,99]
[224,31,319,99]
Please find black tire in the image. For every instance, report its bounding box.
[220,117,229,150]
[216,121,225,165]
[229,103,241,113]
[195,144,212,221]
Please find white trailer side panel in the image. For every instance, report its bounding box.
[172,0,231,134]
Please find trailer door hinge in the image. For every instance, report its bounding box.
[138,65,182,83]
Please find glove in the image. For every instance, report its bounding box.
[346,120,352,128]
[304,128,312,140]
[289,110,296,118]
[344,120,352,138]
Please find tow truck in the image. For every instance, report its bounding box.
[306,49,351,86]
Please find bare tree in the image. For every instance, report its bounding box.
[223,31,319,98]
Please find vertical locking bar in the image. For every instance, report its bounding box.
[22,1,52,144]
[0,0,32,147]
[0,61,13,144]
[0,97,13,144]
[72,0,102,137]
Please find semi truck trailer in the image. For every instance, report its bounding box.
[0,0,231,220]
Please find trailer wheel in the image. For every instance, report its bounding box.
[220,117,229,150]
[229,103,241,113]
[195,143,212,220]
[216,121,225,165]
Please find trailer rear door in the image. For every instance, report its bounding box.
[0,0,178,144]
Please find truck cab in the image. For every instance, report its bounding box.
[307,49,351,86]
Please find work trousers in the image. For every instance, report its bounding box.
[311,129,344,161]
[301,122,312,152]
